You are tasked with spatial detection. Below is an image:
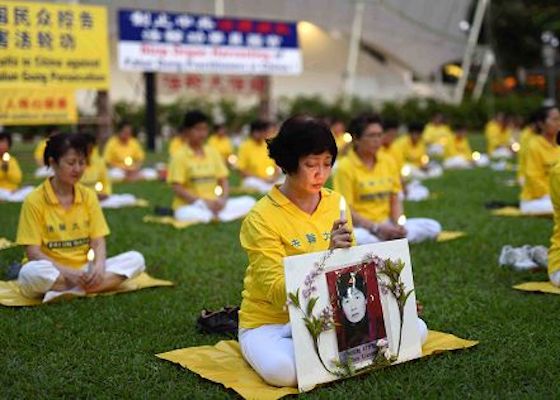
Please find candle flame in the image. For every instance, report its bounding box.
[511,142,520,153]
[94,181,104,192]
[227,154,238,165]
[401,165,411,177]
[266,166,275,176]
[397,215,407,226]
[472,151,481,161]
[2,152,10,162]
[214,185,223,196]
[124,156,133,166]
[86,248,95,262]
[343,133,353,143]
[421,155,430,165]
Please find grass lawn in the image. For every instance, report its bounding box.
[1,136,559,399]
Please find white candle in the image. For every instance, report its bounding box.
[94,181,104,192]
[86,248,95,274]
[214,185,223,196]
[472,151,481,161]
[124,156,133,166]
[2,152,10,162]
[397,215,407,226]
[265,166,275,176]
[339,196,346,221]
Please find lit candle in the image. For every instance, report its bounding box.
[342,132,353,143]
[397,215,407,226]
[265,166,275,177]
[214,185,223,197]
[94,181,104,192]
[339,196,346,221]
[124,156,133,167]
[401,165,411,177]
[421,155,430,166]
[511,142,520,153]
[1,152,10,162]
[227,154,238,165]
[86,248,95,274]
[472,151,481,161]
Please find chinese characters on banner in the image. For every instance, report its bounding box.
[0,1,109,89]
[0,88,77,125]
[118,9,301,75]
[159,74,267,95]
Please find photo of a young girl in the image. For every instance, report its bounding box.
[326,261,386,365]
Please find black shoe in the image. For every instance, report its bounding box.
[154,206,174,216]
[5,262,22,280]
[196,306,239,335]
[484,200,519,209]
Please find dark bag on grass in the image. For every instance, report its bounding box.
[196,306,239,335]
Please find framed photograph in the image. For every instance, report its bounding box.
[284,239,422,392]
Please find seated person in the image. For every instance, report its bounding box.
[237,119,281,193]
[16,132,145,299]
[34,125,59,178]
[81,133,138,208]
[517,114,538,185]
[208,124,234,165]
[0,132,34,202]
[423,113,453,157]
[168,110,255,223]
[381,120,429,202]
[520,106,560,214]
[485,113,513,159]
[443,124,489,169]
[103,121,156,181]
[548,161,560,287]
[392,122,442,180]
[238,115,429,387]
[334,114,441,245]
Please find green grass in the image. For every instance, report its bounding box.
[1,137,559,399]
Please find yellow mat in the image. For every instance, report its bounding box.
[142,215,199,229]
[157,330,478,400]
[436,231,466,242]
[0,272,173,307]
[0,237,16,251]
[490,207,552,218]
[513,281,560,295]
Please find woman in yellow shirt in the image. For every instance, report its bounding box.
[237,119,281,193]
[238,116,353,387]
[520,106,560,214]
[393,123,443,180]
[16,133,145,299]
[0,132,34,202]
[334,114,441,245]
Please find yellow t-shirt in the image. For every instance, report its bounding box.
[237,138,276,179]
[207,135,233,161]
[517,126,537,181]
[521,135,560,201]
[239,186,354,328]
[334,149,402,223]
[0,154,22,191]
[167,144,229,210]
[16,179,110,269]
[168,136,185,158]
[485,120,512,154]
[34,139,47,166]
[444,136,473,160]
[381,143,405,172]
[81,148,112,195]
[392,135,427,167]
[548,162,560,275]
[423,123,453,146]
[103,136,145,169]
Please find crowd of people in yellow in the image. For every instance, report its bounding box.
[0,105,559,387]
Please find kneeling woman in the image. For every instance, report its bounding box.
[238,116,355,387]
[334,114,441,245]
[16,133,145,299]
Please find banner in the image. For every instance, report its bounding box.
[0,88,77,125]
[118,9,301,75]
[0,1,109,89]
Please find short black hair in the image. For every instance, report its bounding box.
[534,106,557,134]
[0,131,12,147]
[181,110,209,130]
[117,120,133,133]
[250,119,271,134]
[408,122,425,134]
[268,115,337,175]
[43,132,88,167]
[452,123,467,132]
[82,132,97,146]
[348,113,383,140]
[383,119,399,131]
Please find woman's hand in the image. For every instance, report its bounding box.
[205,198,226,214]
[330,219,353,249]
[60,267,87,289]
[84,263,106,291]
[376,222,407,240]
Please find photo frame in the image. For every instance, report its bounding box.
[284,239,422,392]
